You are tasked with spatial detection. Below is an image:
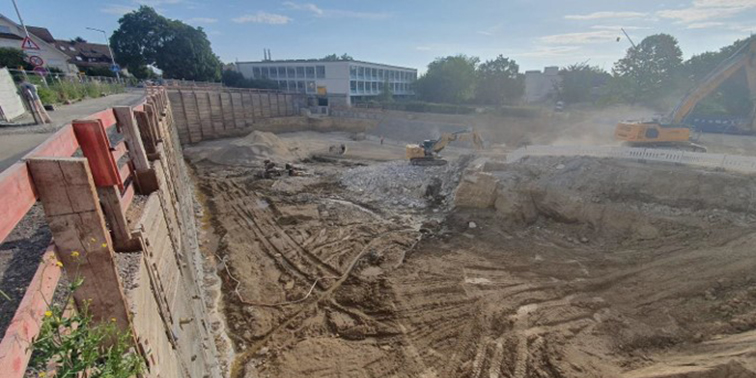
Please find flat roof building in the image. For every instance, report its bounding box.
[233,60,417,106]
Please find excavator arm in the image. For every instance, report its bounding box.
[431,130,484,153]
[671,39,756,125]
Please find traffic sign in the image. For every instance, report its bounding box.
[33,66,48,77]
[28,55,44,67]
[110,63,121,72]
[21,37,40,50]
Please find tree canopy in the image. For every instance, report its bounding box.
[321,53,353,61]
[415,55,479,103]
[111,6,222,81]
[613,33,684,105]
[475,55,523,105]
[558,64,611,104]
[221,69,279,89]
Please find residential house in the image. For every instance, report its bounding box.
[0,15,77,74]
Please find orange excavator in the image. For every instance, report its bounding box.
[615,38,756,152]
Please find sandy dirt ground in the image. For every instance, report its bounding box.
[186,118,756,378]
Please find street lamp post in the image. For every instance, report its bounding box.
[86,27,120,80]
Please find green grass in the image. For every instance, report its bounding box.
[32,79,126,105]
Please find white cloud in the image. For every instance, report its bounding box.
[283,1,390,20]
[187,17,218,24]
[656,0,756,23]
[590,25,650,30]
[283,2,323,15]
[513,46,583,58]
[233,12,292,24]
[686,21,726,28]
[415,46,432,51]
[539,30,620,45]
[101,4,135,15]
[565,11,648,20]
[477,31,493,36]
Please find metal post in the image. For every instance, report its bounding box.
[86,27,120,80]
[11,0,30,39]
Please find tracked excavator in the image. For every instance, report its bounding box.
[406,129,484,166]
[615,38,756,152]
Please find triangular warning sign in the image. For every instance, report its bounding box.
[21,37,40,50]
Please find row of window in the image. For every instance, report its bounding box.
[253,66,326,80]
[349,66,416,82]
[276,80,317,94]
[349,81,412,94]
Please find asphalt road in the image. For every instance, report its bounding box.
[0,90,145,172]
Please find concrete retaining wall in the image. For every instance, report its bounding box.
[0,68,25,121]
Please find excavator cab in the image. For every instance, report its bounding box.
[406,129,485,166]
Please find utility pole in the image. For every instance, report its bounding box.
[11,0,30,39]
[86,27,120,80]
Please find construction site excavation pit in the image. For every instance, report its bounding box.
[187,130,756,378]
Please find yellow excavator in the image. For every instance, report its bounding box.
[406,129,484,166]
[615,38,756,152]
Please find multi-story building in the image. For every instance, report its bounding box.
[524,66,561,103]
[233,60,417,106]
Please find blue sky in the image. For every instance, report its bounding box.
[3,0,755,73]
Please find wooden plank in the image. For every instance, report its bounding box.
[134,110,157,154]
[0,164,38,244]
[191,91,205,140]
[112,140,127,163]
[120,182,135,213]
[0,246,61,378]
[113,107,150,172]
[118,161,131,183]
[26,124,79,159]
[218,91,227,131]
[86,108,117,131]
[27,158,132,330]
[73,119,123,190]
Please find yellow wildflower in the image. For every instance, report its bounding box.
[55,261,63,267]
[101,243,108,248]
[39,372,47,377]
[111,317,117,322]
[71,251,80,258]
[44,311,52,318]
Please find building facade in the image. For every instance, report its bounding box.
[0,15,78,74]
[233,60,417,106]
[524,66,561,103]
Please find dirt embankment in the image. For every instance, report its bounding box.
[191,126,756,378]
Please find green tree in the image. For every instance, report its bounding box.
[111,6,222,81]
[416,55,479,104]
[613,33,684,105]
[221,69,278,89]
[683,37,755,117]
[474,55,523,105]
[0,47,32,70]
[378,78,393,102]
[558,63,611,104]
[321,53,354,61]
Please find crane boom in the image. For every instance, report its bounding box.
[671,39,756,125]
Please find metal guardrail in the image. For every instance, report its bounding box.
[507,145,756,174]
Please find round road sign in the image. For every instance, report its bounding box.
[33,66,48,77]
[28,55,44,67]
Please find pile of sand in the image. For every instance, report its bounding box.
[184,131,302,166]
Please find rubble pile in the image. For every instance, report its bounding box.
[341,156,473,209]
